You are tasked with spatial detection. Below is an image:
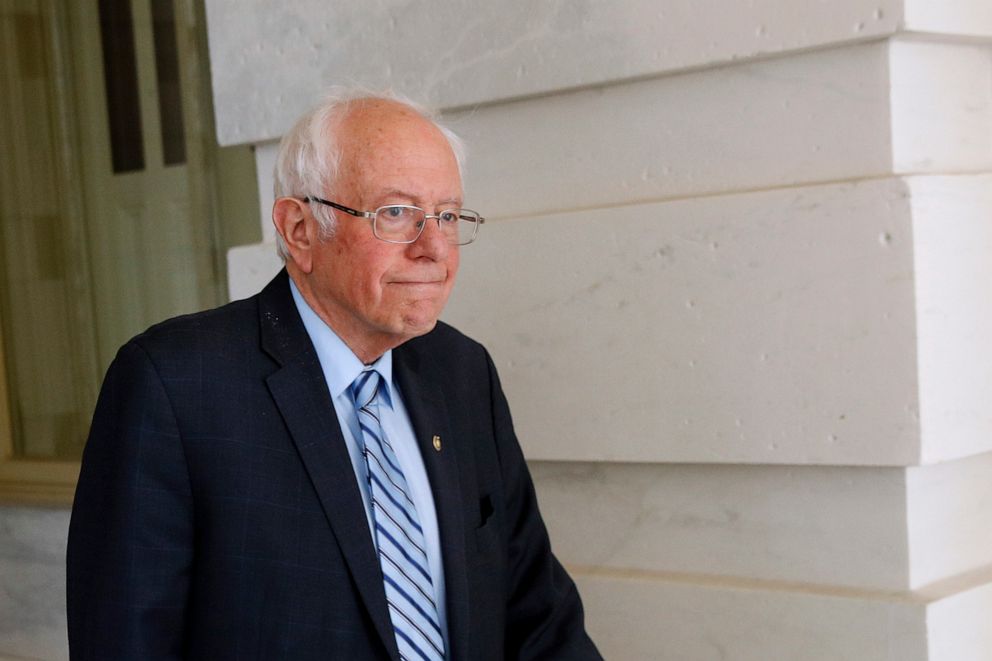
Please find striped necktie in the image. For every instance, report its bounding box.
[351,369,445,661]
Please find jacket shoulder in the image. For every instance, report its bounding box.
[124,295,261,363]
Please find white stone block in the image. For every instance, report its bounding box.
[203,0,905,146]
[926,573,992,661]
[891,41,992,175]
[910,175,992,463]
[533,461,910,591]
[907,452,992,589]
[451,42,894,219]
[904,0,992,38]
[0,507,69,661]
[226,242,283,301]
[574,572,926,661]
[445,178,920,464]
[233,43,992,220]
[254,140,279,244]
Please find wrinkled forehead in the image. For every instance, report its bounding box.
[332,101,462,199]
[337,100,451,158]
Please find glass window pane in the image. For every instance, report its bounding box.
[152,0,186,165]
[98,0,145,173]
[0,3,94,459]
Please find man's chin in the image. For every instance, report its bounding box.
[395,300,447,338]
[401,317,439,339]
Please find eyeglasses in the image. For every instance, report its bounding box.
[305,196,485,245]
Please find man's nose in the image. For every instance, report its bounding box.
[410,217,450,259]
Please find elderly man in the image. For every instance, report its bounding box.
[67,91,601,661]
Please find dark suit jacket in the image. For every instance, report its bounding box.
[67,270,600,660]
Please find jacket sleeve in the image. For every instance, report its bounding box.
[67,341,194,660]
[484,351,603,660]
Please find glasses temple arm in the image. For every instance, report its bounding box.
[304,196,369,218]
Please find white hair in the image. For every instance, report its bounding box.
[272,87,466,260]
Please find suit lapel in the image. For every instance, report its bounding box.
[393,345,471,661]
[258,271,399,659]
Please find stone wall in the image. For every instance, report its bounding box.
[217,1,992,659]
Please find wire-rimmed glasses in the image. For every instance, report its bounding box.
[305,196,485,245]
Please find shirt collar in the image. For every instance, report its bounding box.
[288,277,394,407]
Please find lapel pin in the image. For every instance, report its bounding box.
[432,435,442,452]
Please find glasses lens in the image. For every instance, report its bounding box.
[373,205,481,244]
[451,209,480,245]
[374,205,424,242]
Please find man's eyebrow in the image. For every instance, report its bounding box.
[379,188,414,201]
[378,189,462,207]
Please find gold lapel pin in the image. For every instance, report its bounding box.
[432,435,442,452]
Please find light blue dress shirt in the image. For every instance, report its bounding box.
[289,278,448,647]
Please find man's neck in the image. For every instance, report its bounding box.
[287,269,399,364]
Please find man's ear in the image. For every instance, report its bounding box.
[272,197,314,273]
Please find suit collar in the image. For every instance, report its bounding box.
[393,342,471,661]
[259,270,401,659]
[258,269,309,368]
[260,271,472,660]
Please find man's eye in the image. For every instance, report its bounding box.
[439,210,459,223]
[384,207,406,218]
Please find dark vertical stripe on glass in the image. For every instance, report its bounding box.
[152,0,186,165]
[15,12,46,80]
[98,0,144,173]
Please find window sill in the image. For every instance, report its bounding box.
[0,460,78,506]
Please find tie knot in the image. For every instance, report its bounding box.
[351,369,381,409]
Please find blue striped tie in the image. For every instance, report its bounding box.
[351,369,445,661]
